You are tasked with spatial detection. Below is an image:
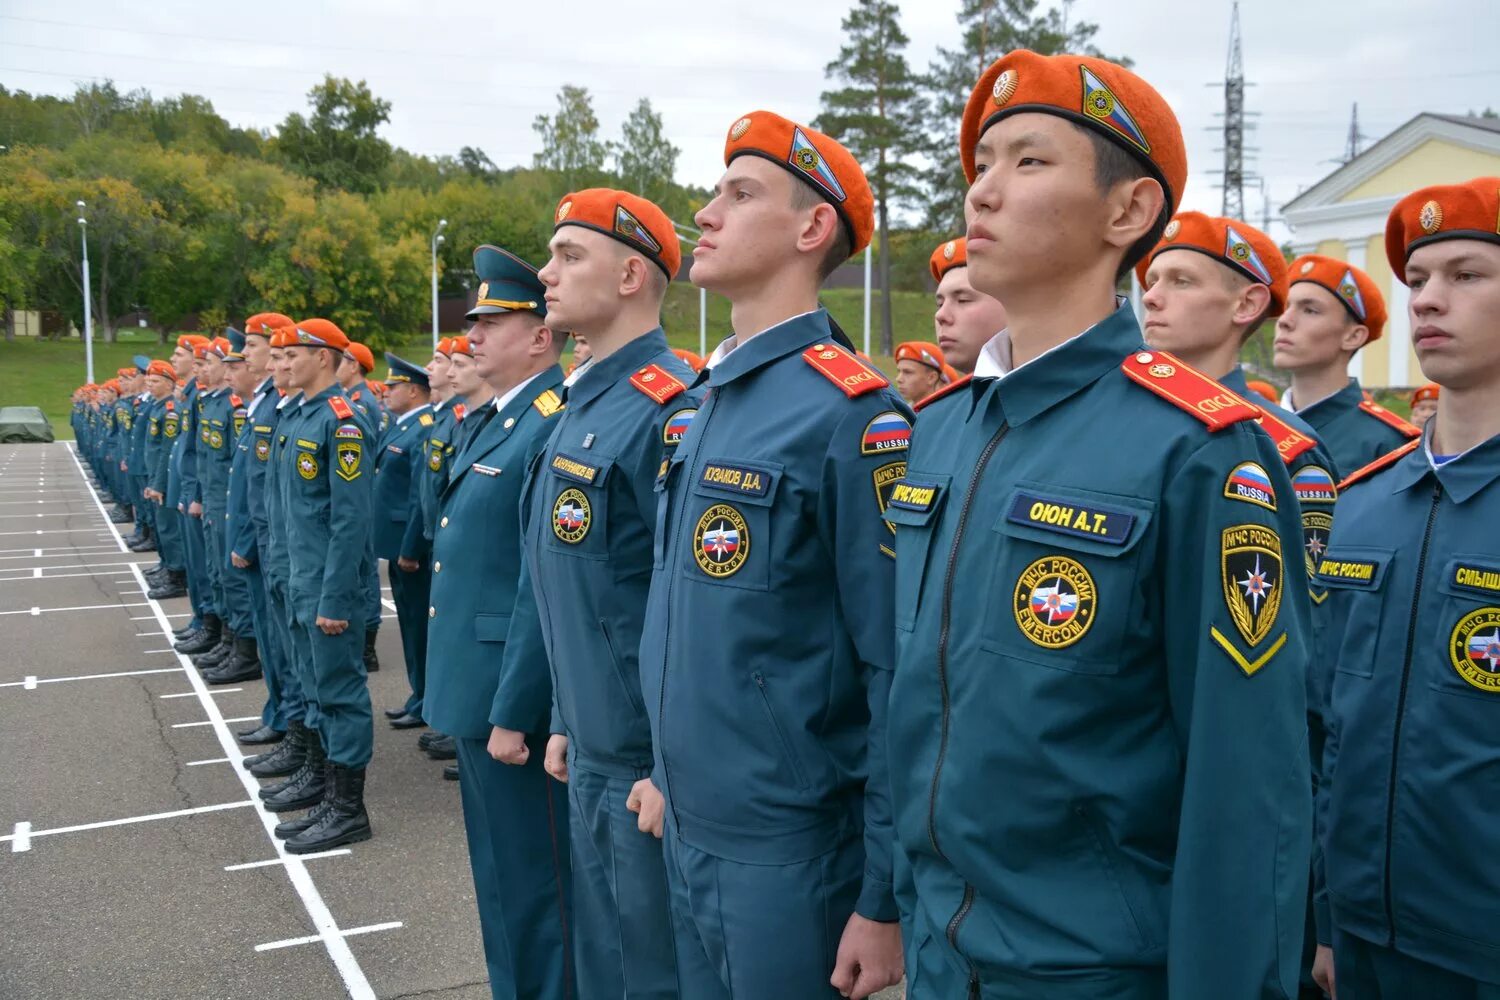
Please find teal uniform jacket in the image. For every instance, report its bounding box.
[197,388,238,518]
[889,303,1313,997]
[227,379,276,564]
[279,386,372,621]
[1314,431,1500,984]
[523,329,703,777]
[180,385,208,509]
[168,381,199,510]
[143,396,175,495]
[424,367,566,740]
[1292,379,1419,479]
[371,406,432,563]
[263,394,301,592]
[640,310,907,920]
[128,393,151,476]
[417,397,466,543]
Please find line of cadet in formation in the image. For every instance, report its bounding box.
[67,47,1499,1000]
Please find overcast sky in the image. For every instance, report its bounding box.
[3,0,1497,239]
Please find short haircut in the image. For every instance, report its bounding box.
[1079,127,1170,282]
[788,180,852,281]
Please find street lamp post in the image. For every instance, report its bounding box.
[77,201,94,385]
[431,219,447,351]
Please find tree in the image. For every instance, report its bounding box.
[532,85,612,191]
[616,99,682,212]
[818,0,924,354]
[274,76,393,195]
[921,0,1125,231]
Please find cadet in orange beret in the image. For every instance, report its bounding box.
[1309,178,1500,998]
[672,347,706,372]
[893,340,948,405]
[930,237,1008,375]
[1408,382,1439,429]
[642,111,908,999]
[1274,254,1417,476]
[1245,378,1280,404]
[889,52,1313,999]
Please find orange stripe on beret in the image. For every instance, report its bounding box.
[961,51,1187,220]
[1385,177,1500,283]
[554,188,681,279]
[723,110,874,257]
[930,237,968,283]
[1288,254,1386,342]
[1137,212,1288,314]
[895,341,946,372]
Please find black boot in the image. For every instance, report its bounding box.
[204,634,260,684]
[247,721,307,777]
[144,563,168,582]
[128,526,156,552]
[238,722,284,746]
[274,764,333,839]
[109,505,132,524]
[147,570,188,601]
[285,764,371,854]
[442,764,459,781]
[123,525,144,546]
[172,619,199,641]
[261,731,327,812]
[174,614,221,654]
[424,733,456,760]
[193,627,236,669]
[363,628,380,673]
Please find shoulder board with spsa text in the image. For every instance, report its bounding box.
[1338,438,1421,491]
[629,364,688,405]
[802,343,889,398]
[1358,399,1421,438]
[1120,351,1259,431]
[328,396,354,420]
[1255,409,1317,465]
[914,374,972,413]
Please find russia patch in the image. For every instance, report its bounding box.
[663,408,697,446]
[1224,461,1277,511]
[861,411,911,455]
[1292,466,1337,505]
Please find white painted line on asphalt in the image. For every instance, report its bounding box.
[0,601,150,617]
[0,667,183,689]
[126,560,382,999]
[186,756,245,767]
[254,922,401,953]
[1,801,256,852]
[142,647,175,654]
[172,715,260,729]
[161,688,242,699]
[226,849,350,871]
[32,567,40,578]
[131,612,190,620]
[10,822,31,853]
[0,568,137,583]
[0,529,103,537]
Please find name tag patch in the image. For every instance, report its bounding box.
[1006,491,1135,545]
[551,453,599,485]
[699,463,770,498]
[889,479,941,512]
[1454,565,1500,595]
[1319,558,1379,584]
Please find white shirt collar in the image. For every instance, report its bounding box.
[564,357,595,387]
[971,300,1120,380]
[493,371,546,414]
[395,403,431,426]
[705,308,819,369]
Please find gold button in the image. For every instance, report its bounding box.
[440,516,449,527]
[433,561,441,573]
[428,606,435,618]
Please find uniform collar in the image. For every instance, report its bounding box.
[301,383,340,407]
[492,364,564,420]
[566,327,670,409]
[395,402,431,426]
[705,309,826,388]
[980,300,1144,427]
[1386,425,1500,502]
[1289,378,1362,418]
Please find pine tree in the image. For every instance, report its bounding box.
[818,0,924,354]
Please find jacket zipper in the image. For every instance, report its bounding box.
[930,419,1009,986]
[1383,479,1442,944]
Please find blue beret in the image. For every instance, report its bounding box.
[467,244,546,320]
[383,352,431,389]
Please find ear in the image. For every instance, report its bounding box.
[1233,282,1272,328]
[619,254,650,298]
[1103,178,1165,255]
[1341,322,1372,352]
[794,201,842,260]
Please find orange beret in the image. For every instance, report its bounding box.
[671,348,705,372]
[116,366,137,378]
[895,341,946,373]
[365,378,387,397]
[176,334,209,351]
[930,238,968,283]
[724,110,874,256]
[244,312,295,338]
[343,341,375,373]
[145,360,176,379]
[1137,212,1288,314]
[102,379,120,392]
[554,188,680,279]
[961,51,1187,219]
[193,343,213,359]
[1385,177,1500,282]
[448,335,472,356]
[1288,254,1386,341]
[1411,382,1440,405]
[1245,379,1279,402]
[289,318,350,351]
[435,336,455,356]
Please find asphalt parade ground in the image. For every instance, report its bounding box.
[0,441,491,1000]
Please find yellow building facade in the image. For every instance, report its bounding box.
[1282,113,1500,389]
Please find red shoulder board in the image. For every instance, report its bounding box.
[629,364,688,405]
[1338,438,1422,491]
[802,343,888,398]
[328,396,354,420]
[914,374,973,412]
[1120,351,1259,431]
[1255,410,1317,465]
[230,394,243,407]
[453,402,467,422]
[1358,399,1421,438]
[277,388,286,397]
[164,400,175,411]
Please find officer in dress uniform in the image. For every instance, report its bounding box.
[142,361,188,599]
[1274,255,1419,476]
[424,245,572,1000]
[520,188,699,997]
[261,318,376,854]
[888,52,1313,998]
[639,111,908,999]
[1311,177,1500,998]
[374,354,434,730]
